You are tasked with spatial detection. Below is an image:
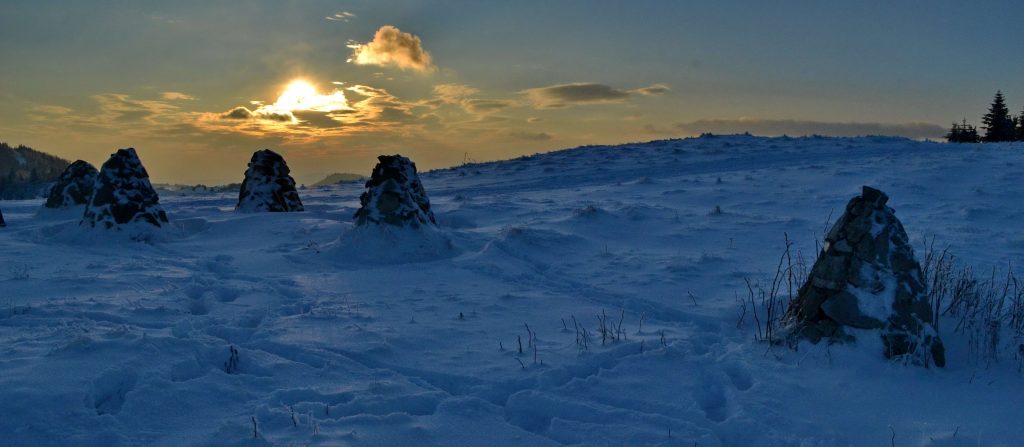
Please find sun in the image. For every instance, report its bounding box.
[275,79,318,111]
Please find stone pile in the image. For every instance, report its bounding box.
[236,149,304,212]
[81,148,168,229]
[45,160,98,209]
[353,155,436,228]
[785,186,945,367]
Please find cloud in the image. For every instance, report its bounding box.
[463,99,514,114]
[524,82,668,108]
[525,83,629,108]
[222,107,252,119]
[507,130,553,141]
[92,93,180,123]
[347,25,435,73]
[161,91,196,100]
[198,80,434,141]
[671,118,946,139]
[429,83,515,115]
[29,105,74,115]
[326,11,356,22]
[632,84,670,96]
[220,106,293,122]
[432,84,479,104]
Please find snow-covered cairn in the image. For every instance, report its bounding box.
[45,160,98,209]
[236,149,304,212]
[353,154,436,228]
[81,148,169,229]
[785,186,945,367]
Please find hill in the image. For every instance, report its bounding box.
[0,142,70,200]
[0,135,1022,445]
[312,172,364,186]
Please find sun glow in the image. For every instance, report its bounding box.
[275,80,319,111]
[254,79,353,118]
[208,78,404,138]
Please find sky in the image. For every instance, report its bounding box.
[2,0,1023,184]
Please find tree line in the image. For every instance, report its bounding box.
[947,91,1024,143]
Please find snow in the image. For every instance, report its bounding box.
[848,264,897,322]
[1,135,1024,446]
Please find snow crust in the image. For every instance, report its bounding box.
[1,135,1023,445]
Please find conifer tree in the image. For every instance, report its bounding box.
[982,91,1015,142]
[1017,108,1024,141]
[945,119,980,143]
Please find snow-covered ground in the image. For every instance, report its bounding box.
[1,135,1023,446]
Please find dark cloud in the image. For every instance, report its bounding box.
[633,84,670,96]
[464,99,514,114]
[222,107,253,120]
[525,82,668,108]
[525,83,630,108]
[220,106,292,122]
[672,118,946,139]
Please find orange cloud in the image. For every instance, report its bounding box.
[347,25,436,73]
[161,91,196,100]
[197,80,429,141]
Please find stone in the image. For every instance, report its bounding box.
[785,186,945,367]
[354,155,436,228]
[45,160,98,208]
[0,208,5,227]
[81,148,169,229]
[236,149,304,212]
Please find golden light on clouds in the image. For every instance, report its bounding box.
[347,25,436,73]
[200,79,428,140]
[258,79,352,116]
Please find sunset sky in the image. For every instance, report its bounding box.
[2,1,1023,184]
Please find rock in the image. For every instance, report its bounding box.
[45,160,98,208]
[785,186,945,367]
[0,208,5,227]
[81,148,169,229]
[236,149,304,212]
[354,155,436,228]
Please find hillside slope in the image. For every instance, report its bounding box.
[0,142,69,199]
[0,135,1022,446]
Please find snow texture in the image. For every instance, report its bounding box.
[354,154,436,228]
[236,149,304,213]
[44,160,98,209]
[80,148,169,231]
[1,135,1023,445]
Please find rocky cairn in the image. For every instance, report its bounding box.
[236,149,304,212]
[785,186,945,367]
[45,160,98,209]
[354,155,436,228]
[81,148,169,229]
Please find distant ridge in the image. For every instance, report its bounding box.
[312,172,365,187]
[0,142,70,200]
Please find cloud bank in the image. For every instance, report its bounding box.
[671,118,946,139]
[348,25,435,73]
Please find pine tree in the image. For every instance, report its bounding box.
[1017,108,1024,141]
[982,91,1015,142]
[946,119,980,143]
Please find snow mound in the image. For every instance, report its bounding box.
[80,148,169,234]
[354,154,436,228]
[322,224,458,265]
[236,149,304,212]
[44,160,98,209]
